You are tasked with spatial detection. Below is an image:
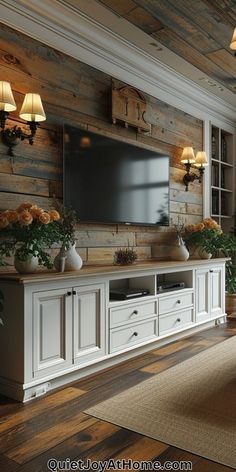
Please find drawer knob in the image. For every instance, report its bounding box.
[133,332,138,336]
[72,290,76,295]
[132,310,138,315]
[67,291,72,296]
[177,300,181,304]
[210,269,213,273]
[177,318,181,322]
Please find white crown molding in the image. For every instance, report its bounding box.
[0,0,235,127]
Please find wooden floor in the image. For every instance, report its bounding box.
[0,321,235,472]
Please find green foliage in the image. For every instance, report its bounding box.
[218,234,236,294]
[0,214,62,269]
[183,218,236,294]
[114,248,137,265]
[184,227,223,256]
[53,200,79,250]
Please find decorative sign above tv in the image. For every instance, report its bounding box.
[111,79,151,134]
[64,126,170,226]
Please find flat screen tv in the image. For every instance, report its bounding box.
[64,125,170,226]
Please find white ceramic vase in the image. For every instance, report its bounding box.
[170,236,189,261]
[14,254,39,274]
[54,243,83,272]
[189,246,212,260]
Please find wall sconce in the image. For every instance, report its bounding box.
[181,147,208,191]
[230,27,236,55]
[0,81,46,156]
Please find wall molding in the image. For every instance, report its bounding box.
[0,0,235,127]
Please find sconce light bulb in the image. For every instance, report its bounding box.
[230,27,236,50]
[19,93,46,122]
[0,81,16,112]
[195,151,208,168]
[180,146,195,164]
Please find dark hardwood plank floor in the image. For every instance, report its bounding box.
[0,320,235,472]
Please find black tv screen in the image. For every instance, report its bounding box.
[64,126,170,226]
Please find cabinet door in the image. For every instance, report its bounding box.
[73,283,105,365]
[33,289,72,378]
[210,267,224,317]
[195,269,210,322]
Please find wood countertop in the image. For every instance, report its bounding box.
[0,258,229,284]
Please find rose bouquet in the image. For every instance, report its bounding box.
[184,218,222,257]
[0,202,61,269]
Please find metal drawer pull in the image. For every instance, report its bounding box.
[72,290,76,295]
[210,270,213,273]
[177,300,181,304]
[132,310,138,315]
[133,332,138,336]
[177,318,181,322]
[67,291,72,296]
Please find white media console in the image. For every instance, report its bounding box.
[0,258,227,401]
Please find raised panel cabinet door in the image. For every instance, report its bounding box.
[73,283,105,364]
[33,289,72,378]
[195,269,210,322]
[210,267,224,317]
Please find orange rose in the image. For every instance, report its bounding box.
[203,218,219,229]
[17,203,33,213]
[195,223,204,232]
[48,210,60,221]
[0,214,9,228]
[30,206,44,219]
[39,212,51,224]
[18,210,33,226]
[3,210,18,223]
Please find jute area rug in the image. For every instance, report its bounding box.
[86,337,236,469]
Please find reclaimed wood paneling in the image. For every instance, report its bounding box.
[95,0,236,92]
[152,28,235,92]
[125,6,163,34]
[0,23,203,267]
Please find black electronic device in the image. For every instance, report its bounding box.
[110,288,150,300]
[64,125,170,226]
[156,282,185,293]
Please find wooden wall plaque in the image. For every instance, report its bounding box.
[111,80,151,133]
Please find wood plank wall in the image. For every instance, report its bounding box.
[0,24,203,265]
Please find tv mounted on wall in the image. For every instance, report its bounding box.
[64,125,170,226]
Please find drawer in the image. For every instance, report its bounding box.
[159,291,193,315]
[110,318,157,353]
[110,301,156,328]
[159,309,194,335]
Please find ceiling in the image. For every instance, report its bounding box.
[94,0,236,94]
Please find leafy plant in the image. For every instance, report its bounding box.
[53,200,79,251]
[0,203,62,269]
[218,233,236,294]
[184,218,223,256]
[114,248,137,265]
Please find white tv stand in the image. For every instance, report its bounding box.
[0,258,227,401]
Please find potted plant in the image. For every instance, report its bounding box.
[114,248,137,265]
[184,218,223,259]
[220,233,236,317]
[53,201,82,271]
[170,216,189,261]
[0,203,61,273]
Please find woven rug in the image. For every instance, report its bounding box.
[86,337,236,468]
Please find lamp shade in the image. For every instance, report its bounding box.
[180,147,195,164]
[19,93,46,122]
[230,28,236,50]
[0,81,16,112]
[195,151,208,167]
